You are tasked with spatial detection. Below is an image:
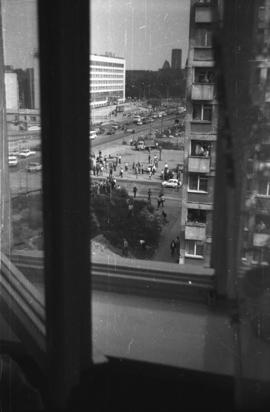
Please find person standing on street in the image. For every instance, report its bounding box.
[162,210,168,223]
[175,236,180,260]
[170,239,176,256]
[160,194,165,208]
[122,238,128,256]
[133,186,137,198]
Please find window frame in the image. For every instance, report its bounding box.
[188,173,208,193]
[185,240,204,258]
[192,102,212,122]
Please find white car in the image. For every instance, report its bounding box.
[28,125,41,131]
[8,155,18,167]
[27,162,42,172]
[161,179,181,188]
[19,149,36,158]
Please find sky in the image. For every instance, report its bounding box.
[1,0,190,71]
[91,0,190,70]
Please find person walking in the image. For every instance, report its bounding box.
[162,210,168,223]
[160,194,165,208]
[120,168,123,178]
[122,238,129,256]
[175,236,180,258]
[170,239,176,256]
[133,186,137,198]
[157,197,161,209]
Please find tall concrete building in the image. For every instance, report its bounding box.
[179,0,220,265]
[239,0,270,267]
[171,49,182,70]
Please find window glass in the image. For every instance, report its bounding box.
[1,1,44,296]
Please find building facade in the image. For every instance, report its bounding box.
[242,0,270,267]
[4,70,19,111]
[171,49,182,70]
[180,0,219,265]
[90,53,125,108]
[15,68,35,109]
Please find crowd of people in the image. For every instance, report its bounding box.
[90,148,178,182]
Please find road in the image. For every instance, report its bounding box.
[9,153,42,195]
[91,113,184,149]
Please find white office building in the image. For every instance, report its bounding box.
[90,53,126,108]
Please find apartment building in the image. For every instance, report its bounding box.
[90,53,126,108]
[180,0,220,265]
[242,0,270,266]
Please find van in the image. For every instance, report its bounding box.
[90,131,97,140]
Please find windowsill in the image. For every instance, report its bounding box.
[191,120,212,124]
[185,254,204,259]
[256,194,270,198]
[186,221,206,227]
[194,45,213,49]
[189,155,210,158]
[188,189,208,194]
[193,82,215,86]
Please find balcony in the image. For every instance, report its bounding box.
[195,6,214,23]
[185,223,206,241]
[194,48,214,61]
[188,156,210,173]
[253,233,270,247]
[191,84,215,100]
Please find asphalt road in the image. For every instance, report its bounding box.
[91,113,183,148]
[9,153,42,195]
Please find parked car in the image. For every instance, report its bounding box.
[19,149,36,158]
[8,155,18,167]
[27,162,42,172]
[137,120,143,125]
[28,125,41,131]
[161,179,181,188]
[126,128,135,133]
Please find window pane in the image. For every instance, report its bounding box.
[193,103,202,119]
[1,0,44,309]
[189,174,198,190]
[199,176,208,191]
[203,104,212,121]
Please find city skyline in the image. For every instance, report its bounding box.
[91,0,190,70]
[1,0,190,71]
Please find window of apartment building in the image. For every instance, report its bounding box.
[193,102,212,121]
[194,67,215,83]
[185,240,204,258]
[188,173,208,192]
[187,209,207,224]
[194,27,213,47]
[258,179,270,196]
[191,140,211,157]
[255,214,270,233]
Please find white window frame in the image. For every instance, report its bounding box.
[185,240,204,259]
[188,174,208,193]
[192,102,212,122]
[257,181,270,197]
